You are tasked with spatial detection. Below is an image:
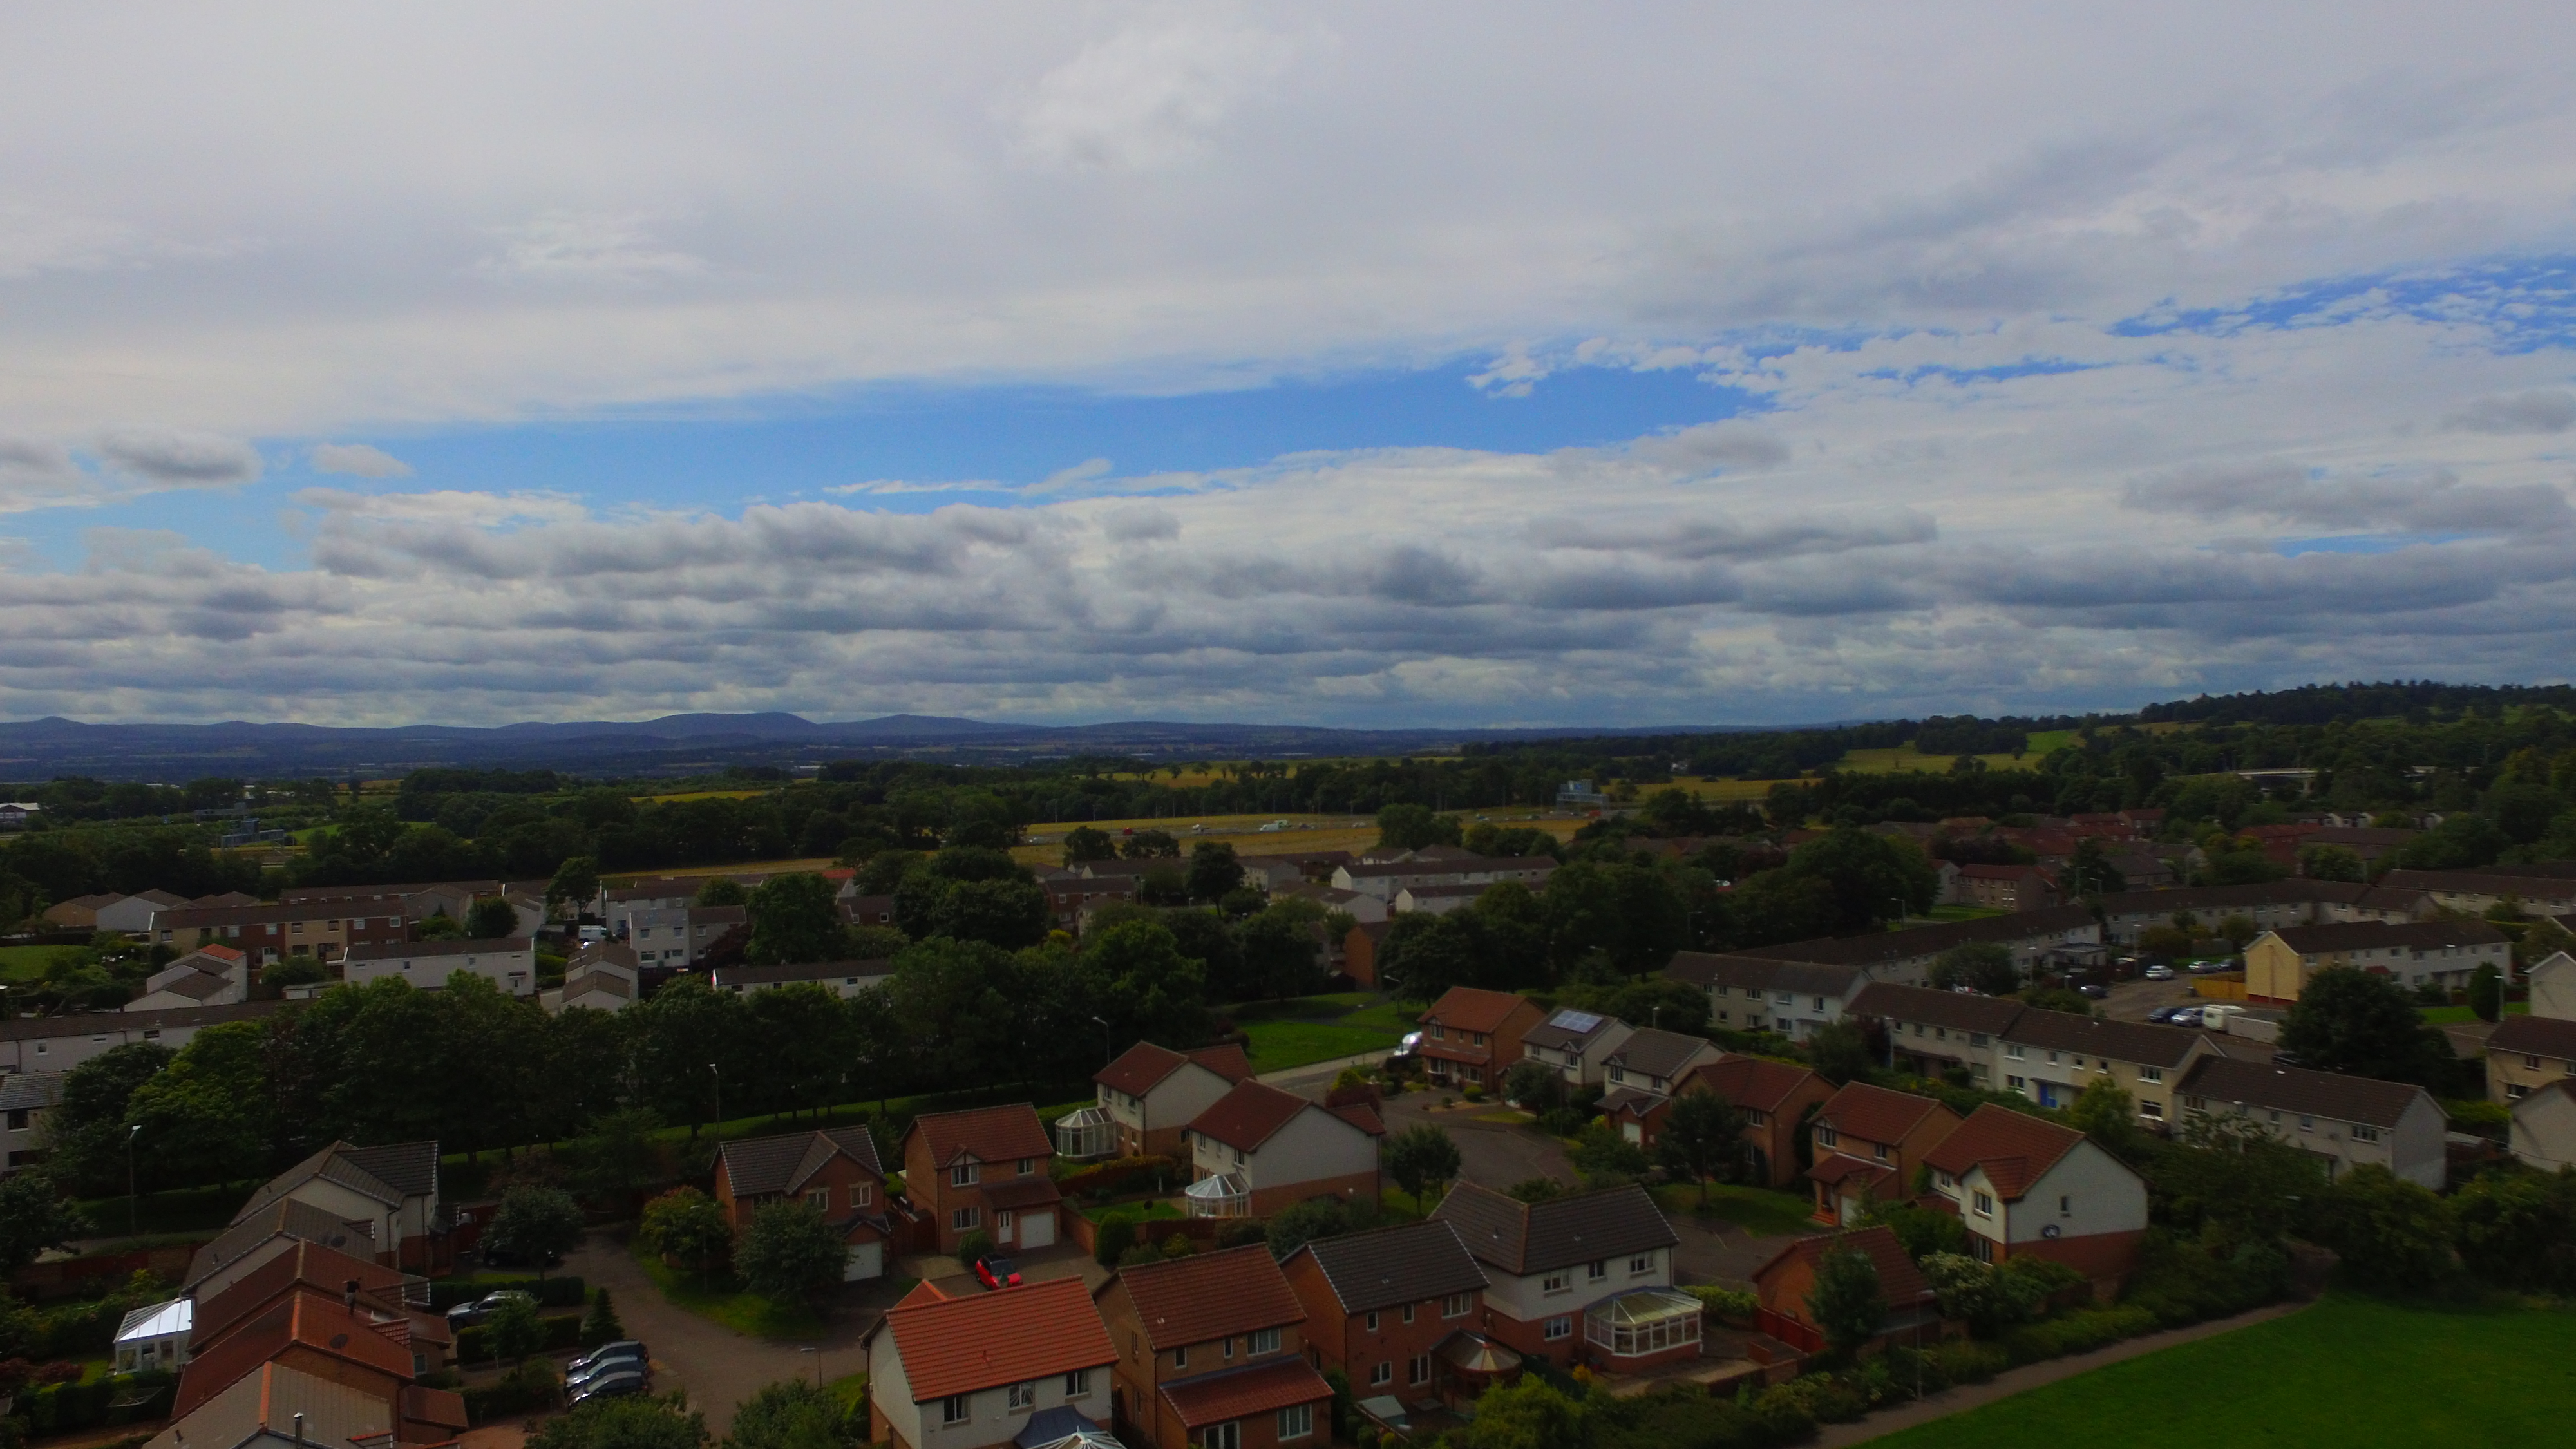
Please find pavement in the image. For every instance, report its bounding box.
[1258,1050,1394,1096]
[1378,1091,1577,1193]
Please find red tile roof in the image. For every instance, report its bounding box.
[908,1103,1054,1170]
[892,1280,952,1310]
[1803,1153,1897,1193]
[1419,987,1535,1036]
[1187,1081,1309,1151]
[1682,1054,1822,1114]
[1159,1356,1334,1429]
[1814,1081,1957,1148]
[1920,1104,2085,1202]
[174,1289,414,1419]
[193,1239,419,1349]
[1096,1041,1251,1097]
[873,1276,1114,1403]
[1327,1101,1387,1136]
[1185,1044,1255,1083]
[1107,1244,1307,1350]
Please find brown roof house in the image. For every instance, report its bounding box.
[1804,1083,1962,1227]
[715,1128,893,1281]
[1093,1042,1255,1158]
[1094,1244,1336,1449]
[229,1141,448,1274]
[2488,1012,2576,1109]
[862,1275,1117,1449]
[900,1104,1065,1256]
[1430,1182,1691,1371]
[2244,920,2512,1005]
[1280,1220,1501,1405]
[1183,1081,1384,1220]
[1644,1054,1835,1188]
[1921,1106,2148,1291]
[2509,1079,2576,1173]
[1748,1224,1938,1357]
[1415,988,1546,1093]
[2176,1056,2445,1189]
[1588,1028,1723,1151]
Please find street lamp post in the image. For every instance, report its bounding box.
[1091,1016,1111,1066]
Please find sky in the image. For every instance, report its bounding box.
[5,3,2576,729]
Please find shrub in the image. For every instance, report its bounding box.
[1683,1284,1756,1323]
[1214,1219,1269,1251]
[2120,1233,2287,1327]
[954,1230,994,1269]
[581,1289,623,1347]
[1931,1339,2008,1383]
[2000,1305,2157,1364]
[1461,1081,1485,1103]
[1094,1216,1137,1268]
[462,1361,560,1425]
[1756,1372,1866,1425]
[1159,1233,1196,1259]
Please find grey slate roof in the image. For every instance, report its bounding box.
[1663,952,1868,999]
[0,1072,65,1112]
[1293,1220,1489,1314]
[718,1127,884,1197]
[1430,1181,1676,1276]
[185,1197,377,1290]
[2268,920,2509,953]
[1845,982,2026,1036]
[2176,1056,2430,1130]
[341,1141,440,1199]
[2002,1009,2205,1068]
[1738,907,2096,968]
[343,936,532,963]
[1600,1027,1714,1080]
[0,1001,278,1042]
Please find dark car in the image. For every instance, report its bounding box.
[568,1368,650,1406]
[2076,983,2110,1000]
[567,1356,650,1394]
[569,1342,647,1376]
[2272,1051,2309,1068]
[444,1290,535,1329]
[972,1255,1021,1291]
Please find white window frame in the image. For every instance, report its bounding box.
[941,1396,971,1426]
[1065,1368,1091,1397]
[1276,1403,1313,1441]
[1249,1327,1280,1355]
[1007,1382,1036,1412]
[1543,1315,1573,1341]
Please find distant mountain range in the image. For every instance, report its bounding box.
[0,712,1785,781]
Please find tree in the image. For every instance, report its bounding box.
[1927,942,2020,996]
[486,1292,546,1363]
[2468,962,2503,1023]
[0,1175,87,1276]
[529,1396,710,1449]
[2448,1170,2576,1293]
[2154,1112,2327,1240]
[1062,826,1118,865]
[2298,844,2366,883]
[696,878,748,908]
[583,1288,625,1347]
[1656,1089,1750,1203]
[1916,1251,2044,1336]
[488,1186,584,1278]
[746,874,849,966]
[2278,967,2452,1086]
[723,1379,861,1449]
[1265,1198,1354,1260]
[1186,842,1245,903]
[1075,921,1210,1059]
[1383,1124,1463,1206]
[1567,1123,1649,1184]
[415,911,464,940]
[1463,1374,1587,1449]
[1235,907,1328,1002]
[1803,1020,1875,1083]
[638,1187,733,1284]
[1805,1244,1886,1359]
[2065,1077,2146,1162]
[1376,804,1461,853]
[466,895,522,939]
[737,1201,845,1306]
[1124,829,1181,859]
[2311,1164,2452,1292]
[547,855,601,911]
[1772,827,1940,933]
[573,1107,667,1208]
[1502,1059,1566,1114]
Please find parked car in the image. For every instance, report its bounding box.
[2143,963,2175,981]
[569,1342,647,1377]
[2187,960,2237,975]
[2166,1007,2204,1028]
[2076,983,2110,1000]
[1395,1031,1423,1057]
[568,1368,650,1406]
[567,1356,650,1394]
[2272,1051,2309,1068]
[973,1255,1021,1291]
[445,1290,535,1329]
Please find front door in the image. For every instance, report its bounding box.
[1018,1208,1056,1249]
[996,1209,1016,1245]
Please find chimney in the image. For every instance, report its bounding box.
[292,1412,306,1446]
[345,1279,360,1314]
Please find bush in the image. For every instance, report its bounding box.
[954,1230,993,1269]
[1683,1284,1756,1323]
[2119,1233,2288,1327]
[1094,1216,1137,1269]
[1756,1372,1866,1425]
[457,1312,582,1361]
[1461,1081,1485,1102]
[1930,1338,2008,1384]
[1159,1233,1196,1260]
[462,1361,563,1425]
[1057,1155,1182,1200]
[17,1373,173,1435]
[1214,1219,1269,1251]
[2000,1305,2157,1364]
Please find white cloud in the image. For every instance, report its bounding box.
[473,211,706,287]
[308,442,414,478]
[1010,12,1312,171]
[95,430,261,485]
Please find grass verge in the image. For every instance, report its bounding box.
[1240,1020,1403,1073]
[1868,1293,2576,1448]
[2420,1001,2529,1025]
[629,1240,822,1340]
[1651,1181,1818,1237]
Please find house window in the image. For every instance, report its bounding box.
[1008,1382,1036,1412]
[2140,1101,2164,1121]
[951,1206,982,1230]
[1016,1158,1034,1176]
[1277,1403,1313,1441]
[2526,1055,2543,1070]
[1544,1316,1572,1341]
[1199,1425,1240,1449]
[1364,1311,1379,1331]
[1587,1260,1607,1282]
[1222,1337,1235,1361]
[850,1184,872,1208]
[1401,1305,1414,1324]
[1628,1253,1653,1275]
[2060,1195,2072,1216]
[1541,1272,1568,1294]
[2298,1116,2315,1133]
[1251,1327,1280,1355]
[1065,1368,1091,1397]
[2005,1075,2025,1093]
[4,1111,24,1132]
[1971,1236,1994,1264]
[941,1397,971,1426]
[1872,1143,1888,1161]
[1173,1348,1188,1370]
[1369,1362,1392,1386]
[806,1189,829,1210]
[1972,1191,1993,1218]
[1408,1355,1432,1386]
[1935,1171,1954,1189]
[2005,1043,2024,1060]
[1815,1126,1838,1150]
[951,1161,980,1187]
[2351,1124,2380,1143]
[2184,1095,2206,1112]
[1443,1293,1473,1318]
[2139,1066,2163,1084]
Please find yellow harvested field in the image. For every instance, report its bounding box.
[1660,777,1795,801]
[1010,809,1580,868]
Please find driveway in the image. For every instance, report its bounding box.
[540,1228,902,1434]
[1379,1092,1575,1193]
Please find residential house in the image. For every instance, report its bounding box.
[339,936,536,996]
[2175,1056,2446,1188]
[282,880,495,923]
[1341,922,1391,987]
[1183,1081,1383,1218]
[2297,826,2418,871]
[1517,1009,1636,1088]
[840,891,899,930]
[1731,906,2103,989]
[185,1240,440,1379]
[0,1072,64,1173]
[714,1128,892,1280]
[2508,1079,2576,1172]
[1043,873,1139,934]
[1414,988,1546,1093]
[1662,953,1868,1042]
[1804,1082,1962,1227]
[2528,950,2576,1019]
[1279,1220,1498,1401]
[1591,1028,1727,1150]
[1922,1105,2150,1288]
[153,1286,466,1449]
[0,802,38,830]
[1429,1182,1687,1370]
[1331,855,1556,904]
[901,1104,1065,1255]
[156,902,375,964]
[598,878,712,934]
[1994,1011,2215,1122]
[0,1001,280,1074]
[229,1140,446,1273]
[543,940,641,1014]
[184,1197,391,1303]
[1953,864,2059,911]
[1287,884,1386,926]
[124,945,252,1012]
[1748,1226,1938,1357]
[624,904,744,966]
[2243,920,2511,1005]
[1094,1245,1335,1449]
[1094,1041,1255,1158]
[709,958,893,999]
[40,893,126,930]
[861,1276,1117,1449]
[2369,864,2576,918]
[2092,880,2370,946]
[1646,1055,1834,1186]
[91,890,189,935]
[1844,982,2025,1085]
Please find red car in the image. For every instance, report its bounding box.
[972,1255,1021,1291]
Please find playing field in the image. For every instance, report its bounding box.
[1869,1293,2576,1448]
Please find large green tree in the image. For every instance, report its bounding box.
[1806,1244,1888,1359]
[1656,1088,1750,1203]
[737,1202,848,1306]
[746,873,851,965]
[723,1379,862,1449]
[1382,1124,1463,1206]
[2278,967,2452,1086]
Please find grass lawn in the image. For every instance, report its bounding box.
[629,1240,822,1340]
[1870,1294,2576,1448]
[1650,1182,1817,1237]
[1926,905,2009,922]
[2421,1001,2530,1025]
[1241,1019,1405,1072]
[75,1182,252,1236]
[1083,1199,1182,1224]
[0,944,83,981]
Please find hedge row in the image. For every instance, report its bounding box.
[453,1312,583,1362]
[461,1364,560,1425]
[426,1276,587,1311]
[1057,1155,1181,1201]
[17,1374,174,1435]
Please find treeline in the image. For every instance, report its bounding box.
[0,828,265,927]
[2139,679,2576,727]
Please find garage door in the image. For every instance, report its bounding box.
[1017,1210,1056,1249]
[843,1242,883,1281]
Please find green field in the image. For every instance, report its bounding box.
[1870,1294,2576,1448]
[1232,994,1412,1073]
[1650,1182,1818,1237]
[0,945,83,981]
[2421,1001,2530,1025]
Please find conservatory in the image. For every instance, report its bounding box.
[1584,1289,1702,1361]
[1183,1171,1250,1218]
[1054,1106,1117,1161]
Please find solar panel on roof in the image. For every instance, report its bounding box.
[1550,1009,1604,1032]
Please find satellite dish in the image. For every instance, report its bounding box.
[2040,1224,2062,1239]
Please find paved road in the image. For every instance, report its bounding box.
[1379,1092,1576,1193]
